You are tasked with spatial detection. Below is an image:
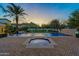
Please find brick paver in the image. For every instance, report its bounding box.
[0,29,79,56]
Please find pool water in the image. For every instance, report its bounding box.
[29,39,50,47]
[8,33,70,37]
[48,33,69,37]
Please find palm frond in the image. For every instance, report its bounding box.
[0,5,8,13]
[3,14,14,17]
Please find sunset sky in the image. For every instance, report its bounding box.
[0,3,79,25]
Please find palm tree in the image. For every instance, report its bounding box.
[0,3,27,35]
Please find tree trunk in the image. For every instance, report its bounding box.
[16,15,19,35]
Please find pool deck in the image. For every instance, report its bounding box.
[0,29,79,56]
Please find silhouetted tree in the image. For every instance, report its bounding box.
[49,19,60,31]
[68,10,79,29]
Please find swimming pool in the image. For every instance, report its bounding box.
[48,33,70,37]
[8,33,70,37]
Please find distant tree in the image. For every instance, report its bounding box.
[17,22,40,32]
[41,24,49,28]
[29,22,39,28]
[59,24,66,32]
[49,19,60,31]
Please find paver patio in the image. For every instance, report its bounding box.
[0,29,79,56]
